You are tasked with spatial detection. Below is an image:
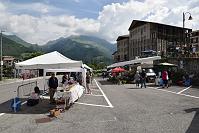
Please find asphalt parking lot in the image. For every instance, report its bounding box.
[151,85,199,98]
[0,78,199,133]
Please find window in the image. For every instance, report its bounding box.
[144,26,146,32]
[191,38,193,43]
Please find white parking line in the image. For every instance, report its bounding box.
[21,101,27,105]
[75,102,112,108]
[0,113,5,116]
[90,89,100,91]
[84,94,104,97]
[150,87,199,99]
[94,79,114,108]
[177,86,192,94]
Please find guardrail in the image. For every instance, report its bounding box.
[17,81,37,98]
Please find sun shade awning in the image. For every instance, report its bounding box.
[15,51,82,69]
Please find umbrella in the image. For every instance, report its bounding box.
[158,62,177,67]
[112,67,126,73]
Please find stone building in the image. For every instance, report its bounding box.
[128,20,192,60]
[116,35,129,62]
[112,51,118,63]
[190,30,199,53]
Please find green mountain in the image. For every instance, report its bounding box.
[5,35,41,51]
[42,35,116,64]
[5,35,33,47]
[1,35,34,57]
[1,34,116,64]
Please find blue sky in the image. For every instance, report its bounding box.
[6,0,129,18]
[0,0,198,44]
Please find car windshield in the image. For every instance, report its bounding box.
[146,69,154,73]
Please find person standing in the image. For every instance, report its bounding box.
[86,72,91,94]
[140,69,146,88]
[48,73,58,104]
[162,70,168,88]
[134,71,140,87]
[90,71,94,84]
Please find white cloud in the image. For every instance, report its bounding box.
[0,2,6,11]
[0,0,198,45]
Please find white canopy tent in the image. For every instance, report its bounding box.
[82,64,93,71]
[15,51,86,91]
[15,51,82,69]
[107,56,161,68]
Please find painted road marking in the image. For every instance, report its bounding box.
[84,94,103,97]
[0,113,5,116]
[150,87,199,99]
[177,86,192,94]
[90,89,100,91]
[75,102,111,108]
[41,94,112,108]
[94,79,114,108]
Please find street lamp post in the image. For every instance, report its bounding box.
[182,12,192,51]
[0,30,5,81]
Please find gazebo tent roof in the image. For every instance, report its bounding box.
[15,51,82,69]
[157,62,177,66]
[82,64,93,71]
[107,56,161,68]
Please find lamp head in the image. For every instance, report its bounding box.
[188,15,193,20]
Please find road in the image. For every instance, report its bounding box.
[0,77,199,133]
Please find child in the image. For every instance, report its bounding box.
[27,86,40,106]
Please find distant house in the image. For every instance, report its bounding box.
[2,56,15,67]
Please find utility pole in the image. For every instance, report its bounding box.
[182,12,192,51]
[0,30,5,81]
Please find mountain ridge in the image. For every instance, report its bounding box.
[1,34,115,64]
[42,35,116,64]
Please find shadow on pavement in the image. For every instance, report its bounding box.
[98,80,116,85]
[126,87,145,89]
[0,98,55,114]
[185,108,199,133]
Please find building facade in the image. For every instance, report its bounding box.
[2,56,15,67]
[128,20,192,60]
[190,30,199,53]
[116,35,129,62]
[112,51,118,63]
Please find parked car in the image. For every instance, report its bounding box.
[145,68,156,82]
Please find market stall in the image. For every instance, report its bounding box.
[15,51,85,91]
[45,68,86,109]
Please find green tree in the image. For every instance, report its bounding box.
[22,52,43,60]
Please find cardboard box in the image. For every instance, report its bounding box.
[50,109,60,117]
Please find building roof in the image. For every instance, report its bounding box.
[2,56,15,61]
[192,30,199,33]
[116,35,129,41]
[107,56,161,68]
[128,20,192,31]
[15,51,82,69]
[112,51,118,55]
